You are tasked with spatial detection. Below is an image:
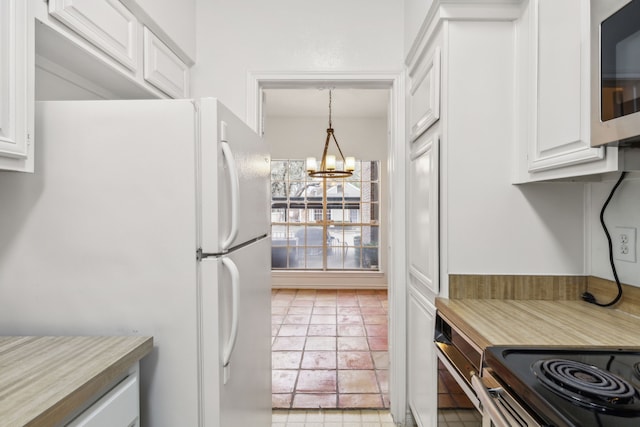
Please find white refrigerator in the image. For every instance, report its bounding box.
[0,99,272,427]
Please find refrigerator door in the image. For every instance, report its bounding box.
[198,99,270,254]
[0,100,201,427]
[200,238,271,427]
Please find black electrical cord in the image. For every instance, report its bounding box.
[582,171,627,307]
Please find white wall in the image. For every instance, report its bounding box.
[191,0,405,121]
[267,116,388,161]
[444,21,586,278]
[589,172,640,286]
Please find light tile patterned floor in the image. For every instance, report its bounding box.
[272,289,389,409]
[437,409,482,427]
[272,409,396,427]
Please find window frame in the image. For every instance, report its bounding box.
[270,159,381,272]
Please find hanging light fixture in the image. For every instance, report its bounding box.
[306,90,356,178]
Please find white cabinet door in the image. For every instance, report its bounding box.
[143,27,189,99]
[515,0,619,182]
[0,0,33,172]
[408,46,441,142]
[407,287,437,427]
[408,130,439,297]
[119,0,195,64]
[49,0,138,71]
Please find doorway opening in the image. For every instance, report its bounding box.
[263,87,390,409]
[248,72,407,421]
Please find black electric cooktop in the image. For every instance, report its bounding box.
[484,347,640,427]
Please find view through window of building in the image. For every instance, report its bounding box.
[271,159,380,271]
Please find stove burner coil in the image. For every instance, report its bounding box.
[532,358,639,412]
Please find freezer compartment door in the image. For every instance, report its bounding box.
[200,237,271,427]
[199,99,270,253]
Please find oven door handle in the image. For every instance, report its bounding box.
[471,374,512,427]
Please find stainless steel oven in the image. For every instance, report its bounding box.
[591,0,640,146]
[433,313,483,426]
[471,369,542,427]
[434,313,542,427]
[435,314,640,426]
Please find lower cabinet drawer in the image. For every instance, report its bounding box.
[67,365,140,427]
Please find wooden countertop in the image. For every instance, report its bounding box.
[435,299,640,350]
[0,336,153,427]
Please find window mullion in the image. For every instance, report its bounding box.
[271,159,379,272]
[322,176,328,271]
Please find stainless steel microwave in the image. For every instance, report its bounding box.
[591,0,640,147]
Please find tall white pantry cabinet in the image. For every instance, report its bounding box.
[0,0,34,172]
[404,1,523,425]
[405,3,442,425]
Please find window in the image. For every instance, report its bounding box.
[270,159,380,271]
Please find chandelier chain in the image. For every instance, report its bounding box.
[328,90,333,128]
[306,88,354,178]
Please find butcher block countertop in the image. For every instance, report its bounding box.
[435,299,640,350]
[0,336,153,427]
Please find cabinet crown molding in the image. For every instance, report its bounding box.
[405,0,526,68]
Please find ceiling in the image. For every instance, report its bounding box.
[264,88,389,119]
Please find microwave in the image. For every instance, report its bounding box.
[591,0,640,147]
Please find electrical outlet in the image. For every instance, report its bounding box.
[614,226,637,263]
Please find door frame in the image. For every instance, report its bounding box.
[247,71,408,424]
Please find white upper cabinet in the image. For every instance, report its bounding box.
[513,0,621,183]
[408,46,441,142]
[143,28,189,99]
[120,0,195,65]
[0,0,34,172]
[37,0,191,99]
[49,0,138,71]
[405,0,442,143]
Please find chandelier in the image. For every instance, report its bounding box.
[306,90,355,178]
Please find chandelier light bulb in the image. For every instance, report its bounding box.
[326,155,336,171]
[345,157,356,172]
[306,157,318,173]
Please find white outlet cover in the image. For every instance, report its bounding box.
[613,226,637,263]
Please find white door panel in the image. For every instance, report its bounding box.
[408,288,437,427]
[48,0,138,71]
[408,131,439,296]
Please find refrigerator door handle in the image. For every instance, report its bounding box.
[221,257,240,369]
[220,139,240,251]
